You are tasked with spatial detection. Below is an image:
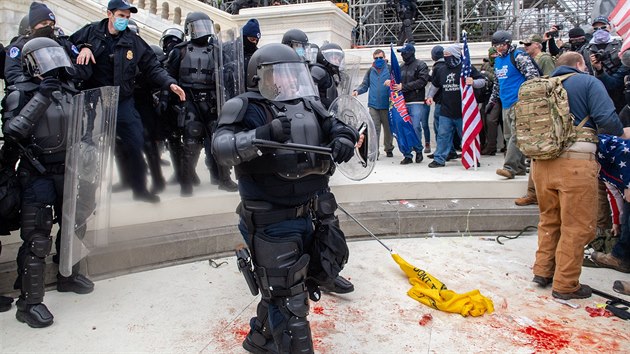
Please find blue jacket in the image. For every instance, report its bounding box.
[355,64,391,110]
[552,66,623,136]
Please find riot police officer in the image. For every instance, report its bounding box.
[160,27,184,58]
[4,2,83,86]
[310,42,345,109]
[213,43,358,353]
[166,12,237,195]
[281,28,310,61]
[1,37,90,328]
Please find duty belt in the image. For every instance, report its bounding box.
[238,200,312,229]
[191,91,214,102]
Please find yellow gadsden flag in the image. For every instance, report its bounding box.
[392,253,494,317]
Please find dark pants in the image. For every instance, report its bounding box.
[614,201,630,262]
[116,97,147,194]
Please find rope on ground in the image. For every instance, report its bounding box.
[208,259,228,268]
[495,225,538,245]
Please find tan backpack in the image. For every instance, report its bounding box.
[514,73,594,160]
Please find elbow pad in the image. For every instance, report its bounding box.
[212,129,260,166]
[2,92,51,142]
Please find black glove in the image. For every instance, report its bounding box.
[331,137,355,164]
[484,101,496,115]
[39,77,61,98]
[256,115,291,142]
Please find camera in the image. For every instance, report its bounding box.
[591,49,609,62]
[546,24,563,38]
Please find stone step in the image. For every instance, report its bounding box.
[0,198,538,296]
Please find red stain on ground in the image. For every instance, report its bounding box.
[313,306,325,315]
[233,326,249,338]
[585,306,614,318]
[418,314,433,326]
[518,325,570,351]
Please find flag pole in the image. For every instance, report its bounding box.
[337,204,394,254]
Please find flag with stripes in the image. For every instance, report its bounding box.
[610,1,630,56]
[460,31,482,169]
[388,45,421,156]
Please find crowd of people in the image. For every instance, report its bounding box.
[0,0,629,352]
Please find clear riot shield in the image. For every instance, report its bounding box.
[329,95,377,181]
[338,53,361,96]
[217,27,245,108]
[59,86,119,277]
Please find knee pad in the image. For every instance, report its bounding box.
[272,295,313,354]
[22,255,46,304]
[29,234,53,258]
[252,233,310,298]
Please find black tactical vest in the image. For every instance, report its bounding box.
[178,43,216,90]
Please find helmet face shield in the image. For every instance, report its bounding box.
[322,47,344,67]
[305,45,318,63]
[24,46,73,77]
[187,19,215,40]
[257,62,318,101]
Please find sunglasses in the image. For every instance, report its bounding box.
[374,56,385,59]
[523,43,532,46]
[593,26,608,31]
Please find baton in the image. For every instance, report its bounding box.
[252,139,332,155]
[337,204,394,254]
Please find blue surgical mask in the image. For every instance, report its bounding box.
[592,29,611,44]
[374,58,385,69]
[295,47,305,58]
[114,18,129,32]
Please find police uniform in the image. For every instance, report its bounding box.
[213,43,358,353]
[166,12,237,195]
[70,18,178,202]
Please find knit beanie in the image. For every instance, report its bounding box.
[28,2,55,28]
[568,27,585,38]
[431,45,443,61]
[242,19,261,39]
[444,44,461,59]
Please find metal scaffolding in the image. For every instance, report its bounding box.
[348,0,596,46]
[212,0,597,46]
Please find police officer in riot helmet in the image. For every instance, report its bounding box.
[310,42,345,109]
[588,16,630,113]
[5,2,85,86]
[166,12,237,195]
[1,37,93,328]
[160,27,184,55]
[213,43,358,353]
[281,28,310,61]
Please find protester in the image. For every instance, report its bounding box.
[488,30,540,180]
[479,47,501,156]
[242,19,261,78]
[393,43,429,164]
[425,44,485,168]
[353,49,394,158]
[531,52,625,300]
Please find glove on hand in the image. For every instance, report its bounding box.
[39,77,61,98]
[256,115,292,142]
[331,137,354,164]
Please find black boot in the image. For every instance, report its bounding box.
[15,296,54,328]
[217,166,238,192]
[57,271,94,295]
[243,301,276,353]
[321,275,354,294]
[0,295,13,313]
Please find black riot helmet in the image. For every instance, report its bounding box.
[127,19,140,35]
[184,12,215,40]
[247,43,318,101]
[281,29,309,59]
[22,37,72,77]
[491,30,512,45]
[318,42,344,70]
[18,14,30,36]
[160,28,184,52]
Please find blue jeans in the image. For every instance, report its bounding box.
[615,201,630,262]
[407,103,430,147]
[433,116,462,165]
[432,103,441,138]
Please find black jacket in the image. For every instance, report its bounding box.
[400,58,429,103]
[70,19,176,99]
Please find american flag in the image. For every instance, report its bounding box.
[610,1,630,57]
[460,31,482,170]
